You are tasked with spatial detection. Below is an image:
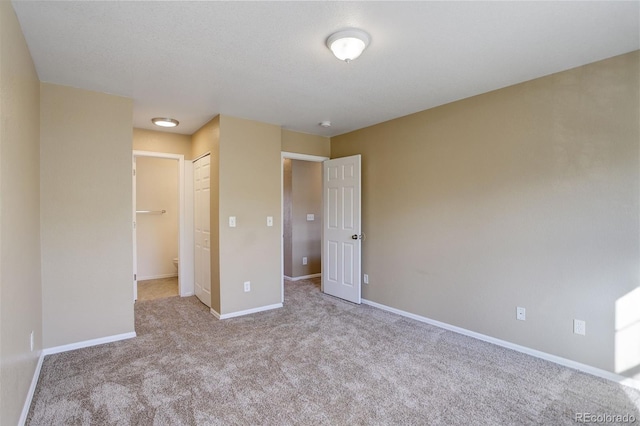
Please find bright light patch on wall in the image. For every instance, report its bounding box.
[615,286,640,379]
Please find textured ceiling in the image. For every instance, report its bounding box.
[11,1,640,137]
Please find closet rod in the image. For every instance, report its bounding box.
[136,210,166,214]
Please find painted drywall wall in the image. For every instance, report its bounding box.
[192,116,221,312]
[0,3,42,424]
[219,115,282,315]
[282,129,330,157]
[133,128,192,159]
[40,83,134,348]
[283,159,293,278]
[289,160,322,278]
[136,156,179,280]
[331,51,640,377]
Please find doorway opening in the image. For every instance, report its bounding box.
[280,152,328,303]
[132,150,194,301]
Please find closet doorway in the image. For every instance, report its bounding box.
[280,152,328,303]
[132,150,194,301]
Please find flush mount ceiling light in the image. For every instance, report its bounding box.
[319,120,332,128]
[326,28,371,62]
[151,117,179,128]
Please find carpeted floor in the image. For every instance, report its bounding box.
[28,278,640,425]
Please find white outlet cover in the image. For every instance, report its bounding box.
[363,274,369,284]
[574,319,586,335]
[516,307,526,321]
[302,257,307,265]
[244,281,250,292]
[306,214,314,221]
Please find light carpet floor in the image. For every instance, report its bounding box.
[28,278,640,425]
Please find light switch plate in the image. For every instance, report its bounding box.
[229,216,236,227]
[267,216,273,227]
[307,214,314,221]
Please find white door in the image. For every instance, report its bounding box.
[194,155,212,307]
[322,155,362,304]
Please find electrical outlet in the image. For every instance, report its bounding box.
[574,319,586,336]
[516,307,526,321]
[363,274,369,284]
[302,257,308,265]
[244,281,250,292]
[30,331,34,352]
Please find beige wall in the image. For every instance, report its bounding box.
[192,116,221,312]
[0,3,43,424]
[290,160,322,278]
[331,51,640,377]
[40,83,134,348]
[136,157,179,280]
[192,116,219,160]
[282,129,330,157]
[133,128,192,159]
[219,115,282,314]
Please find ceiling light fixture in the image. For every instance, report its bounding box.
[319,121,332,128]
[326,28,370,63]
[151,117,179,128]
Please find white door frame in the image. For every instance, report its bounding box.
[133,150,194,298]
[280,152,329,303]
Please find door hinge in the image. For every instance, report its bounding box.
[132,169,136,176]
[133,221,136,229]
[134,273,137,281]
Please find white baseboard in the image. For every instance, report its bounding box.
[42,332,137,356]
[285,273,321,281]
[362,298,640,391]
[180,291,194,297]
[138,273,178,281]
[211,303,283,320]
[19,352,45,426]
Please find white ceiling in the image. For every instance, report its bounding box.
[11,1,640,137]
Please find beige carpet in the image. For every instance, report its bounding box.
[28,278,640,425]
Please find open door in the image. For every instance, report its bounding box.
[194,154,212,307]
[322,155,362,304]
[132,156,138,301]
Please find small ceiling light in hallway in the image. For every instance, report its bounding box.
[326,29,371,62]
[151,117,179,128]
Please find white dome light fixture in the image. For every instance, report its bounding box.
[326,28,370,63]
[151,117,179,128]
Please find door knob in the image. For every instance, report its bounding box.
[351,234,358,239]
